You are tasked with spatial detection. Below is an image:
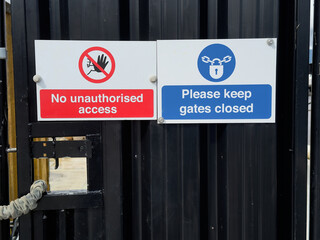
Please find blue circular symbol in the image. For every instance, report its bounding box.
[197,44,236,82]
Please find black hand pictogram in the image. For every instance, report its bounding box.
[94,54,108,72]
[87,54,109,75]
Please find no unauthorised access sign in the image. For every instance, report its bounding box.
[40,89,153,118]
[78,46,116,84]
[35,40,156,121]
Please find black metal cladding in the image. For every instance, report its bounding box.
[10,0,309,240]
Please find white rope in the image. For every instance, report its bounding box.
[0,180,47,220]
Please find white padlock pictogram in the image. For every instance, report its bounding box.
[210,58,223,79]
[202,55,232,79]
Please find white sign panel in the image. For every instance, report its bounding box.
[157,38,277,124]
[35,40,157,121]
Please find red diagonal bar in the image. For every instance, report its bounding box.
[86,53,109,77]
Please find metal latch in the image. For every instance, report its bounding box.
[32,139,92,168]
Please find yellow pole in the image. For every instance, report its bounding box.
[5,4,50,199]
[5,3,17,202]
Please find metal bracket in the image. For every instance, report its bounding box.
[0,48,7,59]
[6,147,17,153]
[32,139,92,159]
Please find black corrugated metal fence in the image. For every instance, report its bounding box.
[5,0,311,239]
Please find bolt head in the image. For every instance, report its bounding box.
[33,75,41,83]
[150,76,157,83]
[158,117,164,124]
[267,39,274,46]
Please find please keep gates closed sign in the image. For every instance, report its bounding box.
[35,41,156,121]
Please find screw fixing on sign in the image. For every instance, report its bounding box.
[33,75,41,83]
[149,75,157,83]
[158,117,165,124]
[78,47,116,84]
[267,39,274,46]
[198,44,236,82]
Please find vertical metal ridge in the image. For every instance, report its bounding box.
[243,125,251,240]
[162,0,178,39]
[217,124,228,240]
[310,0,320,238]
[129,0,140,40]
[148,122,167,240]
[129,0,151,40]
[119,0,130,40]
[257,128,264,240]
[207,125,219,240]
[140,121,153,240]
[255,0,261,37]
[132,121,143,240]
[180,125,184,240]
[178,0,200,39]
[73,209,89,239]
[97,0,121,40]
[33,211,44,240]
[48,0,61,39]
[149,0,162,40]
[122,121,132,240]
[207,0,218,38]
[68,0,121,40]
[261,125,277,240]
[88,207,104,239]
[58,210,67,240]
[102,122,123,240]
[199,125,209,240]
[25,0,40,121]
[199,0,208,39]
[241,125,246,240]
[38,0,50,39]
[66,0,82,39]
[225,125,244,239]
[139,0,150,40]
[87,134,103,191]
[165,125,183,239]
[181,125,201,240]
[66,210,75,239]
[164,124,170,240]
[218,0,229,38]
[243,125,260,239]
[140,121,155,240]
[59,0,69,40]
[276,0,295,238]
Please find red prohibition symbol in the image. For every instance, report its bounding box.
[78,46,116,84]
